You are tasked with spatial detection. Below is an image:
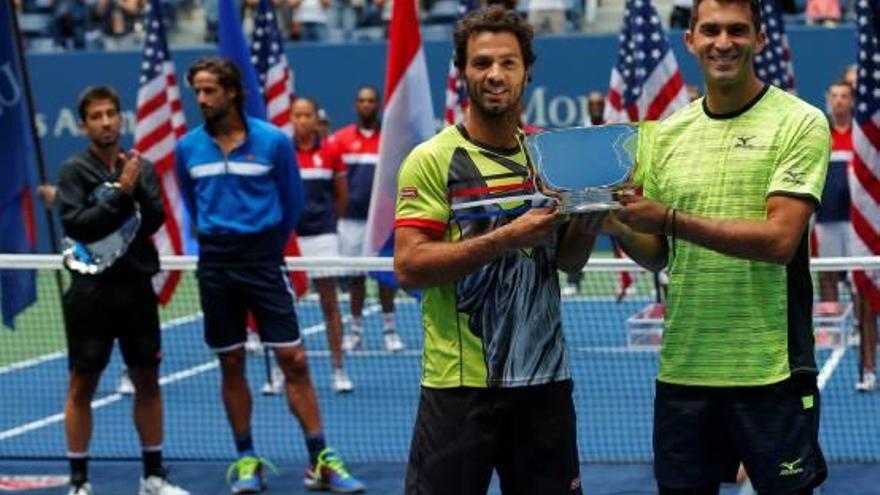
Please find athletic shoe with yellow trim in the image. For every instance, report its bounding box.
[303,448,365,493]
[226,454,276,493]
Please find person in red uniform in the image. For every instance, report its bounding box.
[332,86,406,353]
[291,96,352,393]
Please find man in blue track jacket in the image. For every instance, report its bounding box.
[175,57,364,494]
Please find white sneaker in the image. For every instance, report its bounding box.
[139,476,190,495]
[244,332,263,354]
[117,371,134,395]
[561,284,578,297]
[383,331,405,352]
[341,332,363,353]
[332,368,353,393]
[261,367,285,395]
[856,371,877,392]
[68,482,94,495]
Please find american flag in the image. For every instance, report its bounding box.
[605,0,688,299]
[753,0,796,92]
[134,0,186,304]
[850,0,880,311]
[251,0,295,137]
[248,0,309,297]
[443,0,475,125]
[605,0,688,123]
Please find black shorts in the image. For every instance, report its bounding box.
[63,273,161,373]
[405,380,582,495]
[197,265,301,352]
[654,375,827,494]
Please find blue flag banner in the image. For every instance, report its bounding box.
[0,0,38,329]
[217,0,267,119]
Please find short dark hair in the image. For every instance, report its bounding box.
[828,80,854,95]
[186,56,245,112]
[453,6,536,73]
[77,85,121,121]
[356,85,380,101]
[689,0,762,33]
[484,0,518,11]
[294,95,319,114]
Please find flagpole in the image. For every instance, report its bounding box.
[8,0,65,298]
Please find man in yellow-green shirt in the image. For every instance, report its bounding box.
[394,6,605,494]
[606,0,830,493]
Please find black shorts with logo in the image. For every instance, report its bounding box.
[63,273,161,373]
[654,374,827,494]
[405,380,583,495]
[197,264,301,352]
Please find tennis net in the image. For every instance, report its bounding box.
[0,255,877,463]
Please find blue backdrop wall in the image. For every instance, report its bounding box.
[23,25,856,251]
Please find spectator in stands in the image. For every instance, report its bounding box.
[843,63,857,89]
[669,0,691,28]
[372,0,391,32]
[328,0,358,38]
[583,89,604,126]
[176,57,364,493]
[815,81,855,302]
[527,0,566,34]
[289,0,330,41]
[332,86,406,354]
[290,96,353,393]
[422,0,459,24]
[58,85,189,495]
[806,0,841,26]
[50,0,94,49]
[203,0,257,42]
[484,0,518,10]
[95,0,145,49]
[202,0,219,41]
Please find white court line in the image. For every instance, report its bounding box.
[0,361,218,442]
[817,346,848,390]
[0,306,382,442]
[737,345,848,495]
[306,349,421,358]
[0,313,204,376]
[0,351,65,377]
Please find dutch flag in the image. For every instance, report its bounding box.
[364,0,436,258]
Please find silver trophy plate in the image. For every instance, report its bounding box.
[63,182,141,275]
[526,124,639,213]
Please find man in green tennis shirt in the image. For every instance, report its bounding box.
[393,6,605,494]
[604,0,830,493]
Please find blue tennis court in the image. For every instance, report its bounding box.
[1,295,879,494]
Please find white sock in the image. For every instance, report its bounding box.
[350,316,363,334]
[382,312,395,332]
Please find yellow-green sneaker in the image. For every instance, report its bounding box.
[226,454,275,494]
[303,448,365,493]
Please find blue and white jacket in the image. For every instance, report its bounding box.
[175,117,304,266]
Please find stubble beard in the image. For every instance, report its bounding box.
[466,78,520,124]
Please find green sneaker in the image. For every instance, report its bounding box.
[303,448,365,493]
[226,454,276,494]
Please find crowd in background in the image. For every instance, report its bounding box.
[12,0,861,52]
